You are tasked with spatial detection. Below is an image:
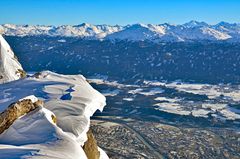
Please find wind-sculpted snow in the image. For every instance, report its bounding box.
[1,21,240,42]
[0,71,106,140]
[0,104,88,159]
[0,71,107,159]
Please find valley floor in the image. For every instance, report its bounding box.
[91,116,240,159]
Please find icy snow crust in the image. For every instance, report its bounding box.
[0,71,107,159]
[0,35,24,83]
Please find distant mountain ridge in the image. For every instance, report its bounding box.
[1,21,240,42]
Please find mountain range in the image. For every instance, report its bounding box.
[1,21,240,42]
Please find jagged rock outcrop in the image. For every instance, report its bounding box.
[83,129,101,159]
[0,35,26,84]
[0,98,43,134]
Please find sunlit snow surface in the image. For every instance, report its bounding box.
[0,106,88,159]
[0,35,24,83]
[0,71,107,159]
[1,22,239,41]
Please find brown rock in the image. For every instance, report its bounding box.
[15,69,26,78]
[51,114,57,124]
[0,99,43,134]
[83,129,100,159]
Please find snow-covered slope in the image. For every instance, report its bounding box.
[1,21,240,42]
[0,35,25,84]
[106,23,163,41]
[0,101,88,159]
[0,71,106,140]
[170,25,231,41]
[0,36,108,158]
[0,71,107,158]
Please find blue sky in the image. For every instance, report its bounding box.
[0,0,239,25]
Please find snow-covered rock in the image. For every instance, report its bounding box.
[0,71,108,159]
[0,71,106,141]
[0,96,43,134]
[0,105,88,159]
[0,35,25,84]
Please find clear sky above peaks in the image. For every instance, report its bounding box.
[0,0,239,25]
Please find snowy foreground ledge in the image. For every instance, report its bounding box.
[0,71,108,159]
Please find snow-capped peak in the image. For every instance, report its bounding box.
[183,20,209,28]
[106,23,159,41]
[1,21,240,42]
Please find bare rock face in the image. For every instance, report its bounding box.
[83,129,100,159]
[0,99,43,134]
